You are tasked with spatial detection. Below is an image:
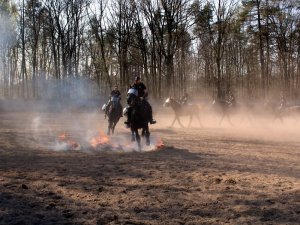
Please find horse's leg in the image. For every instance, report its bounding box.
[170,116,176,127]
[279,115,284,124]
[131,128,135,142]
[135,129,141,151]
[196,114,203,127]
[107,120,111,136]
[246,111,253,125]
[219,113,225,125]
[112,121,115,135]
[292,114,298,123]
[188,115,192,128]
[145,126,150,146]
[177,117,184,128]
[112,117,120,135]
[273,113,283,123]
[227,113,234,126]
[239,111,245,124]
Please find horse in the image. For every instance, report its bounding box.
[102,96,122,135]
[264,100,300,123]
[163,98,202,128]
[211,99,235,126]
[281,106,300,122]
[126,92,151,151]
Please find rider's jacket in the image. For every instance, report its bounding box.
[132,83,146,98]
[111,90,121,98]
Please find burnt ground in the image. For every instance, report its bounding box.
[0,110,299,225]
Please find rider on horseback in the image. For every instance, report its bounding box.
[124,76,156,127]
[180,92,189,105]
[279,91,287,111]
[227,91,236,107]
[111,85,121,98]
[105,85,122,118]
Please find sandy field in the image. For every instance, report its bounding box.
[0,106,299,225]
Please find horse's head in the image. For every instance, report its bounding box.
[163,97,183,110]
[163,97,171,107]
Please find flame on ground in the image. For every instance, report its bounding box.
[90,132,110,148]
[156,137,165,149]
[58,132,67,141]
[57,132,80,150]
[57,131,164,151]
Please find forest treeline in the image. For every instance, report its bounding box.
[0,0,300,101]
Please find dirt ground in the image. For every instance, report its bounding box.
[0,108,299,225]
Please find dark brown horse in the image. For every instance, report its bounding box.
[127,93,151,151]
[211,99,235,126]
[163,98,202,128]
[102,97,122,135]
[211,98,256,125]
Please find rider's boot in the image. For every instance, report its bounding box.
[150,118,156,124]
[141,99,156,125]
[145,101,156,124]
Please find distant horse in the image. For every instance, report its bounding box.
[282,106,300,122]
[263,100,282,122]
[102,96,122,135]
[126,92,151,151]
[163,98,202,128]
[212,99,235,126]
[264,100,300,123]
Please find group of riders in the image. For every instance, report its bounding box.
[104,75,290,126]
[104,76,158,128]
[104,76,192,127]
[220,90,287,110]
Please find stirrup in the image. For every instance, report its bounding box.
[150,119,156,124]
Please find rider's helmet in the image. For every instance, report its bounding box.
[135,76,141,83]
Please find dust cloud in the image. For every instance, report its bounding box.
[1,93,300,153]
[158,100,300,144]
